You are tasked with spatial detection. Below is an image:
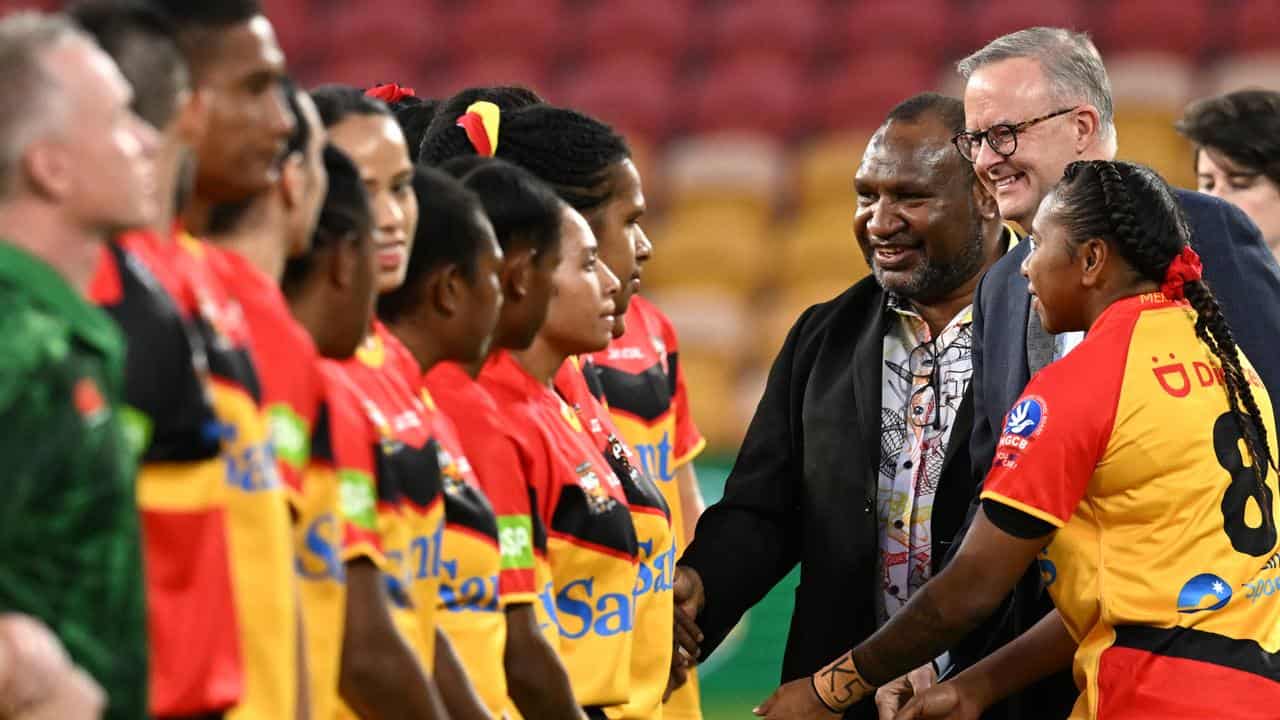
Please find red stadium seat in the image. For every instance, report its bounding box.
[437,55,550,102]
[573,0,693,72]
[559,55,677,143]
[311,53,429,94]
[1097,0,1210,58]
[815,52,935,133]
[446,0,563,68]
[684,57,807,138]
[965,0,1089,55]
[706,0,822,67]
[826,0,956,66]
[1232,0,1280,54]
[312,2,439,80]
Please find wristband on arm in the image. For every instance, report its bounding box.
[811,650,876,712]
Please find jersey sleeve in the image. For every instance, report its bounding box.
[980,348,1125,528]
[659,308,706,467]
[467,429,538,606]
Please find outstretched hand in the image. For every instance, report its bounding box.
[893,682,983,720]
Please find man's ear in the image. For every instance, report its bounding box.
[280,152,304,210]
[22,139,71,201]
[175,87,211,149]
[1073,106,1103,155]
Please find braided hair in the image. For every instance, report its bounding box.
[421,85,543,149]
[420,102,630,214]
[1053,160,1278,501]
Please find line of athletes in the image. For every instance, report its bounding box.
[71,2,713,719]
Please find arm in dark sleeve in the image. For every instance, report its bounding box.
[677,306,813,658]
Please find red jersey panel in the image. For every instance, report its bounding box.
[90,232,242,715]
[425,362,543,607]
[982,294,1280,719]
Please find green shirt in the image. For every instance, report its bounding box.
[0,241,146,720]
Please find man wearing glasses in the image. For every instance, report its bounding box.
[881,27,1280,720]
[671,92,1011,720]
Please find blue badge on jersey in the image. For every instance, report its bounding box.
[1004,397,1047,438]
[1177,573,1233,614]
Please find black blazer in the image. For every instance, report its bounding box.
[951,189,1280,720]
[679,278,978,719]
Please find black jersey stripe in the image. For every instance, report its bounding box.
[590,361,671,422]
[1112,624,1280,682]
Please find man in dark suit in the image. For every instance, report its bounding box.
[894,28,1280,720]
[667,93,1013,719]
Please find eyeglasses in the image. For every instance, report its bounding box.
[908,340,941,430]
[952,106,1079,163]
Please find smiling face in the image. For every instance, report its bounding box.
[963,57,1093,231]
[854,117,988,303]
[539,207,620,355]
[1196,148,1280,248]
[328,114,417,293]
[1023,191,1088,334]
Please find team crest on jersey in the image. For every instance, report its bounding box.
[575,461,617,514]
[437,446,469,495]
[1004,396,1047,438]
[1176,572,1233,614]
[651,336,669,374]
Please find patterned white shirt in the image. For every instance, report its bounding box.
[876,295,975,625]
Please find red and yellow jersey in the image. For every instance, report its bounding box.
[168,235,297,720]
[481,351,640,708]
[338,324,446,671]
[981,293,1280,719]
[587,295,705,549]
[204,245,311,720]
[557,360,675,719]
[416,383,509,718]
[89,231,243,716]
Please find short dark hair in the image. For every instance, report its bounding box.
[421,85,544,150]
[420,101,630,214]
[70,0,188,129]
[884,92,973,181]
[310,84,391,128]
[886,92,967,137]
[1177,89,1280,188]
[282,144,371,296]
[142,0,261,77]
[458,157,564,258]
[143,0,261,29]
[377,167,490,323]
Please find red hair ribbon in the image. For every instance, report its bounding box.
[456,101,501,158]
[1161,246,1203,300]
[365,83,415,103]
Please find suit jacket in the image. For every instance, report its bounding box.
[679,278,978,719]
[952,189,1280,719]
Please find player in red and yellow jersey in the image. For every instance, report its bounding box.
[317,85,492,719]
[757,162,1280,720]
[558,358,676,720]
[378,164,534,718]
[74,4,245,715]
[421,157,594,719]
[481,203,640,715]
